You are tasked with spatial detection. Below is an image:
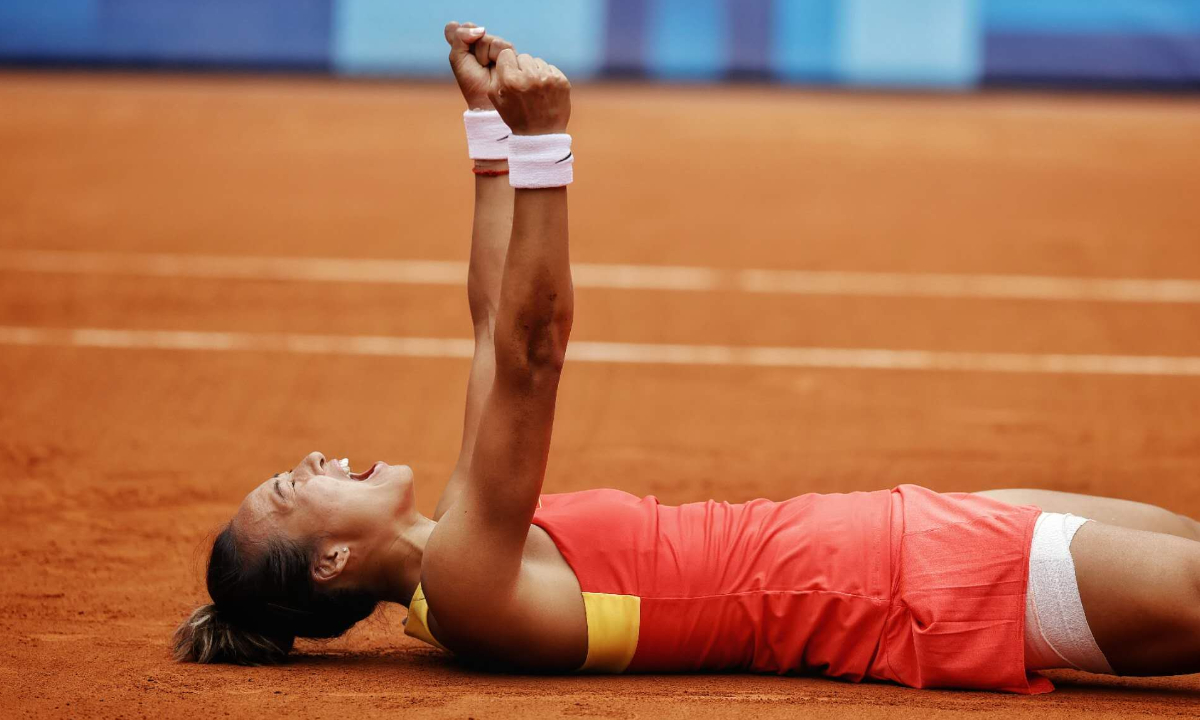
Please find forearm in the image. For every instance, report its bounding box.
[433,163,512,521]
[467,161,514,334]
[494,187,573,376]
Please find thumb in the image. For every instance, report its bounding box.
[495,47,519,78]
[489,48,518,104]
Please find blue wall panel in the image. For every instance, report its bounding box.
[728,0,774,78]
[603,0,650,75]
[334,0,605,77]
[986,34,1200,85]
[984,0,1200,35]
[0,1,101,58]
[840,0,981,87]
[647,0,725,80]
[98,0,332,66]
[773,0,839,82]
[982,1,1200,86]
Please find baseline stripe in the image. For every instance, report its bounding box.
[3,326,1200,377]
[3,250,1200,304]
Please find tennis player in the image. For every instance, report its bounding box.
[174,23,1200,693]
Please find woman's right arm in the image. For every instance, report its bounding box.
[433,22,516,522]
[422,51,580,662]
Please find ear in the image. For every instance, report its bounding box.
[312,543,350,584]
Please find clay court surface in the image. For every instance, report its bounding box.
[3,73,1200,718]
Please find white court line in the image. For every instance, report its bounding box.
[3,326,1200,377]
[3,250,1200,303]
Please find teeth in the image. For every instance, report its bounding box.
[338,458,351,474]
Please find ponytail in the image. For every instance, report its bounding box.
[172,603,293,665]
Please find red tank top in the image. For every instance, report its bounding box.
[528,485,1048,693]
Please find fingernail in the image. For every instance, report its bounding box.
[470,27,486,36]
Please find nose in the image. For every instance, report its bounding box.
[302,451,327,473]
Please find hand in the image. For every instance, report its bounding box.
[445,22,514,111]
[488,50,572,136]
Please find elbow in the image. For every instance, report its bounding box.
[498,304,573,378]
[524,308,573,373]
[539,308,573,372]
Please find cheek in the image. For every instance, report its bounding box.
[294,486,346,533]
[301,484,380,533]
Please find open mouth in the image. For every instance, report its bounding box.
[349,461,384,482]
[335,458,386,482]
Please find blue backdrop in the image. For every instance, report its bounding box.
[2,0,1198,88]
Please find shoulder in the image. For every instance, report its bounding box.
[420,538,587,671]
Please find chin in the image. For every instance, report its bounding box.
[376,462,414,486]
[376,463,417,513]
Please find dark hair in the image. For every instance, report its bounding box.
[173,523,379,665]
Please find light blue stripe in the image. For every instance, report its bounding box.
[773,0,839,81]
[984,0,1200,35]
[840,0,982,88]
[333,0,605,77]
[647,0,725,80]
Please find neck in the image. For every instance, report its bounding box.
[379,513,436,605]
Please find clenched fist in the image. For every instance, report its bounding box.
[488,50,572,136]
[445,21,514,111]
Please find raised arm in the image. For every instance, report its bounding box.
[424,50,576,655]
[433,22,517,521]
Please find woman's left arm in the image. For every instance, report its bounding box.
[433,22,516,521]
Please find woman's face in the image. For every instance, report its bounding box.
[232,452,416,584]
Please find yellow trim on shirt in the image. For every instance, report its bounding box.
[579,592,640,673]
[404,583,447,651]
[403,584,640,673]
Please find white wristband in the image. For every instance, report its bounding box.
[463,110,511,160]
[508,134,573,189]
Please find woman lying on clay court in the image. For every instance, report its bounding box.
[174,24,1200,693]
